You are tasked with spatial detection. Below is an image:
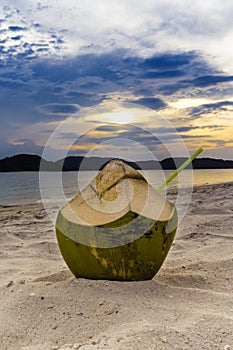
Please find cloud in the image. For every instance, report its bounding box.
[142,53,193,70]
[190,100,233,117]
[0,2,233,160]
[141,70,185,79]
[37,103,80,116]
[176,125,225,133]
[176,126,199,133]
[14,138,33,143]
[69,124,186,156]
[200,101,233,110]
[8,25,27,31]
[65,92,105,106]
[0,5,65,63]
[32,51,123,82]
[2,0,233,74]
[185,75,233,88]
[2,1,232,78]
[29,49,226,102]
[180,134,209,139]
[11,35,22,40]
[56,132,82,140]
[1,47,222,131]
[95,125,120,132]
[128,97,167,110]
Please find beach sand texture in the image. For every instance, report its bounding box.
[0,182,232,350]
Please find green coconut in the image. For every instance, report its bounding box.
[56,159,178,281]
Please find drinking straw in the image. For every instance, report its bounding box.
[157,147,203,192]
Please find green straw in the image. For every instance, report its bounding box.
[157,147,203,192]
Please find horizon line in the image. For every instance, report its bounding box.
[1,152,233,163]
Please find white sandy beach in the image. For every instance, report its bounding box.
[0,182,232,350]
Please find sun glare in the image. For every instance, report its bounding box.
[104,111,135,124]
[170,98,214,109]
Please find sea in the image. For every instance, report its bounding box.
[0,169,233,207]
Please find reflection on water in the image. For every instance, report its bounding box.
[0,169,233,206]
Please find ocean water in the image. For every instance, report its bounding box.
[0,169,233,206]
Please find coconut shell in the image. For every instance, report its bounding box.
[56,159,177,280]
[60,159,174,226]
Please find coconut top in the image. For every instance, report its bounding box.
[61,159,175,226]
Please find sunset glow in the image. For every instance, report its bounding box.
[0,1,232,161]
[104,111,135,124]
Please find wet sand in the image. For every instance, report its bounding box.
[0,182,232,350]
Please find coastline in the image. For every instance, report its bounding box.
[0,181,232,349]
[1,179,233,209]
[1,168,233,209]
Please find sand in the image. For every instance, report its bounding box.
[0,182,232,350]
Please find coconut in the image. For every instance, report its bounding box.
[56,159,177,281]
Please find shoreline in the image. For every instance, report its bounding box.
[1,180,233,209]
[0,181,232,349]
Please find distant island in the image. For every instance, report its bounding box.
[0,154,233,172]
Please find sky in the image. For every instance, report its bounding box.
[1,0,233,161]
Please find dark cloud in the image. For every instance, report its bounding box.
[57,132,82,140]
[70,124,181,158]
[33,23,41,29]
[44,50,219,99]
[95,125,120,132]
[142,53,194,70]
[158,81,191,95]
[30,49,211,92]
[176,126,200,132]
[57,38,64,44]
[128,97,167,110]
[141,70,185,79]
[13,49,35,60]
[36,48,49,53]
[79,124,155,143]
[176,125,225,132]
[11,35,22,41]
[0,45,6,53]
[0,48,227,112]
[1,43,233,158]
[14,138,33,142]
[200,100,233,109]
[8,25,27,31]
[190,100,233,117]
[184,75,233,87]
[40,129,55,134]
[32,43,49,48]
[38,103,80,115]
[32,52,121,83]
[181,134,209,139]
[65,92,105,106]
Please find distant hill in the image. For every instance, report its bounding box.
[56,156,144,171]
[0,154,233,172]
[160,157,233,170]
[0,154,61,172]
